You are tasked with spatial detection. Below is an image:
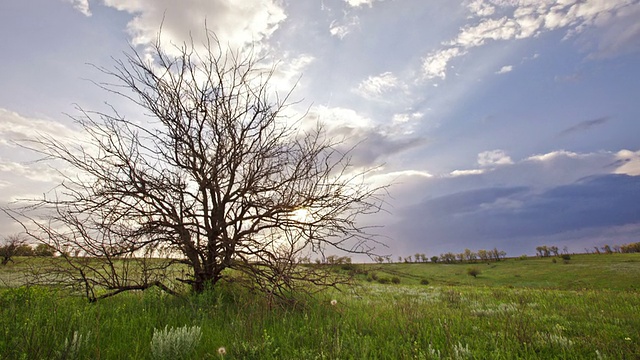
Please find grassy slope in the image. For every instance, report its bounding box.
[355,253,640,291]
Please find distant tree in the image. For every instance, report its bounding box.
[440,252,456,264]
[550,246,559,257]
[477,249,489,262]
[34,244,55,257]
[0,234,29,265]
[430,256,439,263]
[5,30,386,301]
[601,245,613,254]
[463,248,477,262]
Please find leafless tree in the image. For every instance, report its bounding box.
[5,31,386,301]
[0,234,29,265]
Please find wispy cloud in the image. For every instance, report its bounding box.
[558,116,610,136]
[354,72,408,102]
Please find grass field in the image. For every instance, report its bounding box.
[1,253,639,359]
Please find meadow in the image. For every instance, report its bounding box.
[1,253,638,359]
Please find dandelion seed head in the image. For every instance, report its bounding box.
[330,299,337,306]
[218,346,226,355]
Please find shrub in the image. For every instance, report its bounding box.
[467,267,481,278]
[151,325,202,360]
[377,277,390,284]
[391,276,401,284]
[420,279,430,285]
[561,254,571,260]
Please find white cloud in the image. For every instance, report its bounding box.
[304,105,426,167]
[0,109,82,147]
[613,149,640,176]
[392,112,423,125]
[478,149,513,167]
[496,65,513,74]
[421,0,640,79]
[422,47,465,80]
[354,72,406,100]
[101,0,287,52]
[0,159,63,184]
[525,150,580,162]
[344,0,378,8]
[271,53,315,92]
[450,169,485,177]
[467,0,496,17]
[329,15,360,39]
[64,0,91,17]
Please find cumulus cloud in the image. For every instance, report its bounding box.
[421,0,640,79]
[98,0,287,52]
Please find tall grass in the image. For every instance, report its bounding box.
[1,254,639,359]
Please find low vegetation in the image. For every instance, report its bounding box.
[1,253,639,359]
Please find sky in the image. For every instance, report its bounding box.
[1,0,640,258]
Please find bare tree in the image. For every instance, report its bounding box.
[6,31,386,301]
[0,234,29,265]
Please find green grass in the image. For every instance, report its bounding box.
[354,253,640,290]
[1,253,639,359]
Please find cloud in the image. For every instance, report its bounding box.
[354,72,407,102]
[422,47,465,80]
[369,149,640,256]
[496,65,513,74]
[0,108,82,148]
[64,0,91,16]
[344,0,380,8]
[421,0,640,80]
[612,150,640,176]
[99,0,287,52]
[477,149,513,167]
[329,15,360,39]
[558,116,610,136]
[304,106,427,167]
[391,173,640,255]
